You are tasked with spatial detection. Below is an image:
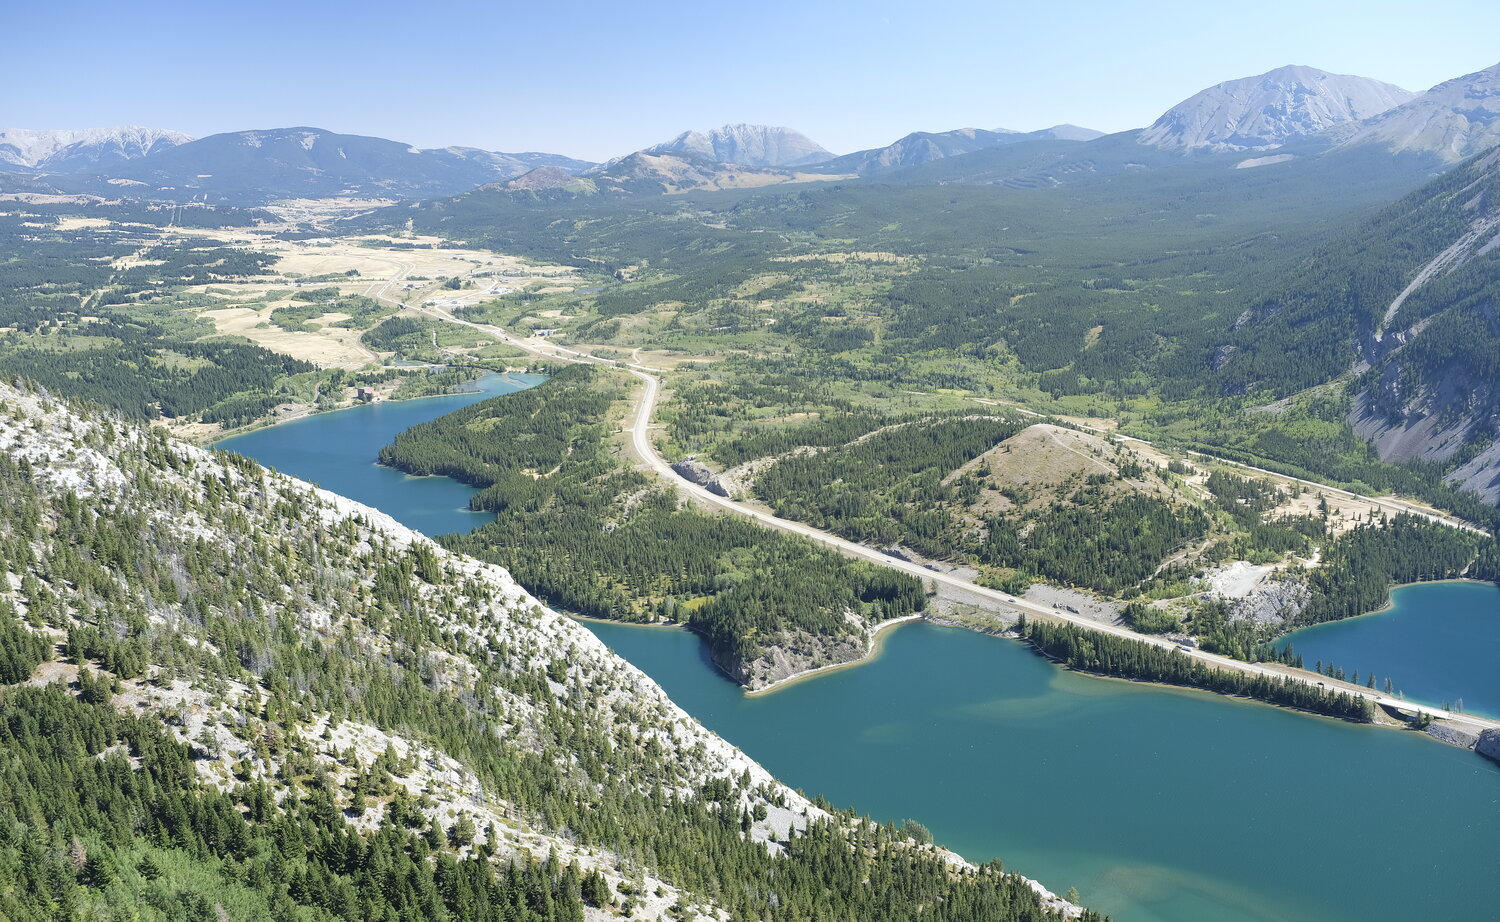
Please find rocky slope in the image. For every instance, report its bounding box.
[0,126,192,171]
[1345,146,1500,499]
[645,124,833,167]
[0,384,1084,920]
[1336,61,1500,162]
[1139,65,1413,152]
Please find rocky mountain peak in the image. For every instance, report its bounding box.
[646,123,834,167]
[1336,61,1500,162]
[1139,65,1414,152]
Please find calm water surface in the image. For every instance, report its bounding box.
[583,618,1499,922]
[217,373,544,535]
[221,383,1500,922]
[1280,581,1500,718]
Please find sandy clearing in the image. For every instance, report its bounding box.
[55,216,112,230]
[1202,561,1276,599]
[203,306,376,368]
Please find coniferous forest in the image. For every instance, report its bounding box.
[380,365,926,678]
[1025,621,1374,722]
[0,386,1088,922]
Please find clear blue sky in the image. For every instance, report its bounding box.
[5,0,1498,161]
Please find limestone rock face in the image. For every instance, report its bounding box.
[672,457,730,496]
[1477,728,1500,764]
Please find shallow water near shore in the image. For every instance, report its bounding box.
[1279,580,1500,718]
[584,618,1500,922]
[220,380,1500,922]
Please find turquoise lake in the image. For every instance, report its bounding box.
[220,382,1500,922]
[218,373,545,535]
[1279,580,1500,719]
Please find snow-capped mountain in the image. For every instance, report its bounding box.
[1336,62,1500,162]
[1138,65,1414,152]
[0,126,192,171]
[645,123,834,167]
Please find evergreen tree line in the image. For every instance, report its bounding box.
[0,595,50,684]
[752,417,1025,557]
[982,490,1209,595]
[1025,620,1374,722]
[1299,516,1494,625]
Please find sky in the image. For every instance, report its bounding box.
[5,0,1499,161]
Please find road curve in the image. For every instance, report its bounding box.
[373,283,1500,733]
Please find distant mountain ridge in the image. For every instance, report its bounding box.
[2,126,597,204]
[441,146,596,177]
[0,126,192,171]
[645,123,834,167]
[1336,62,1500,162]
[1139,65,1414,152]
[576,149,840,195]
[816,124,1103,175]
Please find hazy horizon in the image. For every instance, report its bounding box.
[6,0,1500,160]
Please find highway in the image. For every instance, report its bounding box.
[370,270,1500,733]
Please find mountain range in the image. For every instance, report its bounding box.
[815,125,1104,175]
[0,126,598,203]
[498,149,842,197]
[9,59,1500,206]
[0,126,192,171]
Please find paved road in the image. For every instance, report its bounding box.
[371,279,1500,733]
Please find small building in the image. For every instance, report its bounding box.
[355,387,382,403]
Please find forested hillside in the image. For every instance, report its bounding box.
[379,142,1500,521]
[0,208,312,420]
[0,382,1091,921]
[1227,147,1500,502]
[379,365,927,687]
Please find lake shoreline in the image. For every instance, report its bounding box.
[571,612,927,697]
[203,371,540,447]
[743,614,926,697]
[1278,577,1491,635]
[583,599,1491,741]
[1278,579,1500,722]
